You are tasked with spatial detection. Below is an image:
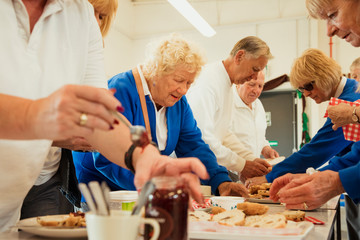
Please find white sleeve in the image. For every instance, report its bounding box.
[188,87,247,173]
[259,101,270,149]
[82,2,107,89]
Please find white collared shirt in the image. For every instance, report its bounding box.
[187,61,255,172]
[230,86,269,158]
[137,66,168,151]
[334,77,347,98]
[0,0,106,231]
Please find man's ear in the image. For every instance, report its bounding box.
[235,50,245,63]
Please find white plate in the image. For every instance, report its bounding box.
[189,221,313,240]
[246,198,280,204]
[267,156,286,166]
[17,214,87,238]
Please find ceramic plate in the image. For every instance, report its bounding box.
[245,198,280,204]
[17,215,87,238]
[267,156,286,166]
[189,221,313,240]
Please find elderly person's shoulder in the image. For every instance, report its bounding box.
[108,70,139,95]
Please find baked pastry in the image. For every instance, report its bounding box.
[248,183,271,197]
[282,210,305,222]
[37,212,86,227]
[236,202,269,215]
[188,211,212,222]
[211,206,226,215]
[245,214,287,228]
[257,189,270,197]
[212,209,245,226]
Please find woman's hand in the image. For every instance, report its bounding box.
[270,171,344,210]
[218,182,249,197]
[261,146,279,159]
[28,85,122,140]
[245,175,267,188]
[133,144,209,204]
[327,103,355,130]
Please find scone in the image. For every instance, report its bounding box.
[245,214,287,228]
[257,189,270,197]
[189,211,211,222]
[212,209,245,226]
[236,202,269,215]
[282,210,305,222]
[211,206,226,215]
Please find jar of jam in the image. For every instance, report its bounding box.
[144,176,189,240]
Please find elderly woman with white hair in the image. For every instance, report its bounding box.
[73,34,249,205]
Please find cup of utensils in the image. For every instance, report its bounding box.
[79,181,159,240]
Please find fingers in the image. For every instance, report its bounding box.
[254,158,272,168]
[73,85,121,111]
[180,173,204,204]
[134,152,209,191]
[269,174,292,200]
[277,178,312,200]
[236,183,250,197]
[170,158,209,180]
[244,179,252,188]
[74,98,116,130]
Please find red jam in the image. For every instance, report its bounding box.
[144,177,189,240]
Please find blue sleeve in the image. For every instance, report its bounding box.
[92,72,139,190]
[339,162,360,203]
[320,141,360,171]
[174,98,231,194]
[92,152,136,190]
[266,118,352,182]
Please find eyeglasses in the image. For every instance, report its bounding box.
[298,81,315,93]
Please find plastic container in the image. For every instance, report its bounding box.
[108,190,138,211]
[210,196,245,210]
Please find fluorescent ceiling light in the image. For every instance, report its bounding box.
[167,0,216,38]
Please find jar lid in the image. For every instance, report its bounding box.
[109,191,138,201]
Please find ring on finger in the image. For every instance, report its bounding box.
[303,202,309,210]
[79,113,88,126]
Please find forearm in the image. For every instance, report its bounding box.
[0,94,36,139]
[86,119,132,169]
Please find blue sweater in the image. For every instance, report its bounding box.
[266,79,360,185]
[73,70,231,195]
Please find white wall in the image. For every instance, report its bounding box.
[104,0,360,140]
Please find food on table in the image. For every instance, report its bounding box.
[211,206,226,215]
[189,211,212,222]
[248,183,271,199]
[245,214,287,228]
[37,211,86,227]
[212,209,246,226]
[189,202,306,229]
[236,202,269,215]
[282,210,306,222]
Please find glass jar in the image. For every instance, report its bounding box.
[144,176,189,240]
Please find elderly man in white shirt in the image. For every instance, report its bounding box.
[228,70,279,159]
[187,36,273,182]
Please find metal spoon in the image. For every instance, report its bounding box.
[131,180,156,215]
[111,111,149,148]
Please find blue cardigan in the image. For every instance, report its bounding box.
[73,70,231,195]
[266,79,360,185]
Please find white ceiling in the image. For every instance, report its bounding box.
[114,0,308,39]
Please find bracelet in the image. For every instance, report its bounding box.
[124,144,137,173]
[306,167,318,175]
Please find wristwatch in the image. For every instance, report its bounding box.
[352,107,360,123]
